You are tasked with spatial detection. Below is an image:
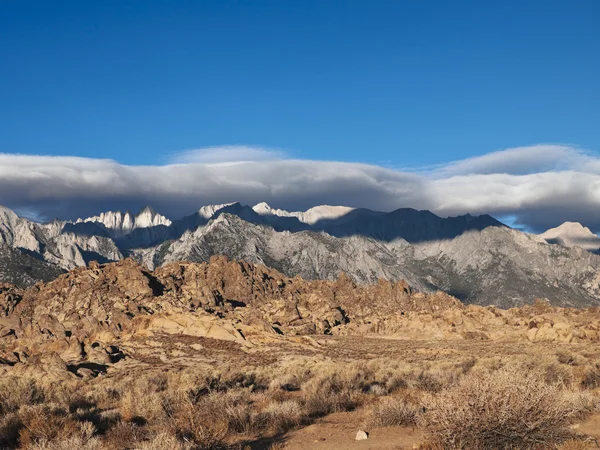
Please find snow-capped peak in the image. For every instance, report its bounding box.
[134,206,171,228]
[252,202,354,225]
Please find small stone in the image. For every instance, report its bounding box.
[355,430,368,440]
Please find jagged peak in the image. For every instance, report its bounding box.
[252,202,272,214]
[198,202,237,219]
[134,206,171,228]
[137,205,156,215]
[76,206,171,235]
[0,204,19,222]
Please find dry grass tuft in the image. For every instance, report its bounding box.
[557,439,593,450]
[366,395,421,427]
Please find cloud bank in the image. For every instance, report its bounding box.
[1,144,600,232]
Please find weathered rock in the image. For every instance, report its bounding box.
[1,257,600,380]
[355,430,369,440]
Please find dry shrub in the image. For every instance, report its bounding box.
[0,413,24,446]
[577,364,600,390]
[159,391,231,449]
[18,404,94,449]
[415,371,446,393]
[137,431,192,450]
[544,362,573,386]
[557,350,586,366]
[119,377,168,423]
[422,367,595,450]
[102,422,150,449]
[0,377,45,414]
[301,373,358,417]
[256,400,303,433]
[188,369,269,395]
[26,435,101,450]
[25,421,99,449]
[385,374,408,392]
[366,395,421,427]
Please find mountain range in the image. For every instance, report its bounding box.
[1,202,600,308]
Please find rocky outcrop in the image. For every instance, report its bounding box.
[1,258,600,381]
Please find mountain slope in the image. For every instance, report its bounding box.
[252,203,505,242]
[540,222,600,253]
[129,213,600,308]
[4,202,600,308]
[0,205,123,271]
[130,213,432,290]
[0,245,65,287]
[411,227,600,307]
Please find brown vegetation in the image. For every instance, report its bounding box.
[0,345,597,449]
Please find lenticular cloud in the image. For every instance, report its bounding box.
[1,144,600,232]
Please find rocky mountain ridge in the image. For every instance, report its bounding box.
[76,206,172,238]
[1,202,600,307]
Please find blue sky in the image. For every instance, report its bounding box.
[1,0,598,167]
[2,1,600,232]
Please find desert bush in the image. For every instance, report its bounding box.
[366,395,421,427]
[102,422,150,449]
[26,434,101,450]
[159,391,231,449]
[0,378,45,414]
[544,362,573,386]
[255,400,303,433]
[137,430,192,450]
[578,364,600,389]
[25,421,98,450]
[385,373,408,392]
[557,349,586,366]
[18,404,90,449]
[300,370,361,417]
[422,367,596,449]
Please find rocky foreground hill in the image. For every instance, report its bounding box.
[1,257,600,382]
[2,202,600,307]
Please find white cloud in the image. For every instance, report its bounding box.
[169,145,286,164]
[1,145,600,232]
[433,145,582,176]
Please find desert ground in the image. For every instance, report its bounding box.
[1,258,600,449]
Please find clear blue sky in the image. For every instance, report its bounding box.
[1,0,598,167]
